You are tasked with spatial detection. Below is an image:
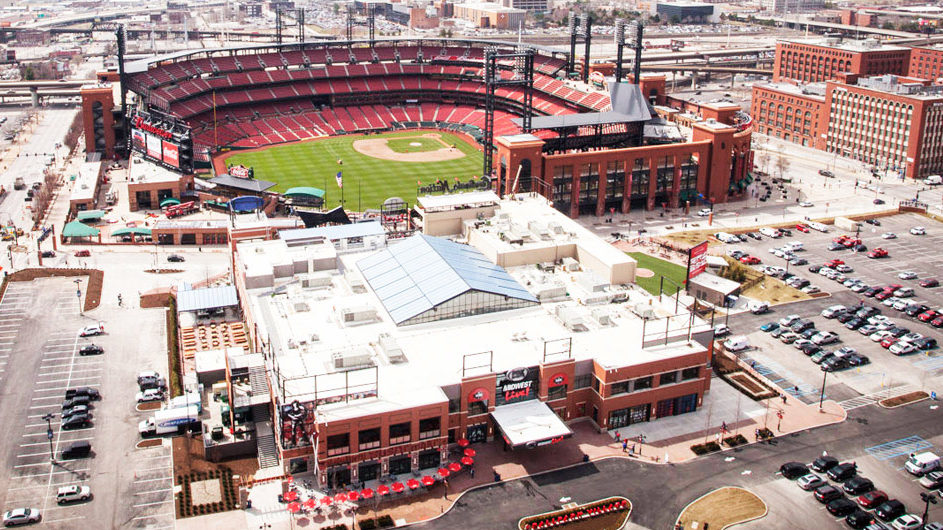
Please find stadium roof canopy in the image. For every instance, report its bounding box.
[62,221,100,238]
[279,221,383,246]
[284,187,326,198]
[111,227,152,237]
[75,210,105,221]
[357,234,538,326]
[513,82,652,130]
[209,174,277,193]
[160,197,181,207]
[177,285,239,313]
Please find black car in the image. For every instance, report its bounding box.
[888,327,910,338]
[812,455,839,473]
[823,357,850,372]
[747,232,761,240]
[780,228,793,236]
[41,250,55,258]
[791,257,809,266]
[874,198,885,205]
[828,242,847,251]
[793,279,811,289]
[809,265,823,273]
[906,304,930,317]
[873,500,905,521]
[167,254,185,263]
[837,312,857,324]
[801,344,822,356]
[792,320,815,332]
[780,461,809,479]
[61,395,90,410]
[801,328,820,340]
[845,318,865,330]
[827,497,858,516]
[845,509,875,529]
[139,376,167,391]
[846,353,870,366]
[863,287,881,297]
[913,337,938,350]
[60,440,91,460]
[61,413,90,430]
[79,344,103,356]
[814,484,844,503]
[854,244,868,252]
[730,250,746,260]
[64,387,100,400]
[827,462,858,481]
[865,219,881,226]
[842,476,874,495]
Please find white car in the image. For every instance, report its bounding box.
[812,332,839,345]
[779,314,801,327]
[890,342,917,355]
[882,232,897,239]
[822,305,846,318]
[898,271,918,280]
[911,226,926,235]
[870,330,893,342]
[136,388,164,403]
[835,264,853,273]
[2,508,41,526]
[55,485,90,504]
[759,227,782,238]
[799,201,814,207]
[697,208,712,216]
[892,514,923,530]
[801,285,821,294]
[78,323,104,337]
[794,339,813,350]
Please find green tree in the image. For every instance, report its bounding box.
[23,65,34,80]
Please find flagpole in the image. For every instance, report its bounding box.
[358,176,362,212]
[212,91,218,149]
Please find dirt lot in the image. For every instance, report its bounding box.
[677,486,766,528]
[172,436,260,485]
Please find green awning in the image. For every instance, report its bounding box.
[160,197,181,208]
[111,227,152,237]
[284,186,325,198]
[62,221,100,238]
[76,210,104,221]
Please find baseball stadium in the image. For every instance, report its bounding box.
[101,34,752,221]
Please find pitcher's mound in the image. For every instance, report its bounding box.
[636,268,655,278]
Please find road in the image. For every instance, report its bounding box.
[417,403,943,529]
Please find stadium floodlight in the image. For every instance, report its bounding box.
[568,14,578,33]
[615,19,625,45]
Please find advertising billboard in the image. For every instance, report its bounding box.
[494,366,540,406]
[131,129,145,152]
[145,133,162,160]
[161,140,179,168]
[687,240,710,282]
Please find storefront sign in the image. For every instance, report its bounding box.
[495,366,540,406]
[230,164,251,179]
[132,115,174,139]
[549,373,568,387]
[467,388,489,403]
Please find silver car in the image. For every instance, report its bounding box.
[2,508,41,526]
[797,473,826,491]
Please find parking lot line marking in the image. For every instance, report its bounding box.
[13,462,53,468]
[34,376,100,385]
[37,368,101,377]
[865,436,933,460]
[42,516,86,524]
[133,500,173,508]
[19,437,92,448]
[22,427,94,438]
[131,512,174,521]
[12,468,88,479]
[16,451,54,458]
[31,383,101,392]
[135,466,172,473]
[134,488,173,496]
[133,476,173,483]
[139,454,171,460]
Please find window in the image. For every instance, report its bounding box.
[660,372,678,386]
[389,423,411,445]
[682,367,700,381]
[358,427,381,451]
[631,158,649,196]
[326,433,349,456]
[418,417,440,440]
[592,377,601,393]
[548,384,567,401]
[610,381,629,395]
[606,160,624,200]
[448,397,460,413]
[468,400,488,416]
[572,374,592,389]
[633,376,652,391]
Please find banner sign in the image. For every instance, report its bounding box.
[495,366,540,406]
[132,115,173,139]
[161,141,179,168]
[145,133,162,160]
[687,240,709,282]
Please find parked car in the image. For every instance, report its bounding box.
[740,255,761,265]
[798,473,827,490]
[64,387,100,400]
[846,353,870,366]
[55,485,91,504]
[1,508,41,526]
[78,344,103,356]
[780,461,809,479]
[73,250,90,257]
[760,322,779,332]
[891,514,922,530]
[868,248,889,259]
[813,331,840,345]
[898,271,918,280]
[812,455,839,473]
[60,441,91,460]
[827,497,858,516]
[910,226,926,235]
[918,470,943,489]
[920,278,940,288]
[136,388,164,403]
[61,395,90,411]
[828,462,858,481]
[843,477,874,495]
[40,251,55,258]
[814,484,844,503]
[779,314,801,327]
[845,509,875,529]
[889,342,916,356]
[913,337,938,350]
[822,356,850,372]
[78,323,104,337]
[167,254,185,263]
[857,490,889,509]
[874,500,907,521]
[906,304,930,317]
[792,319,815,332]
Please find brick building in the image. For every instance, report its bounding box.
[908,45,943,83]
[773,37,910,83]
[750,82,827,148]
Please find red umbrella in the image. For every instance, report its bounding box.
[448,462,462,473]
[464,448,476,457]
[320,496,333,506]
[391,482,405,494]
[421,475,435,487]
[437,467,450,478]
[283,490,298,502]
[377,485,390,496]
[334,492,348,503]
[287,501,301,513]
[286,475,294,484]
[348,490,360,502]
[407,478,421,490]
[303,498,316,509]
[361,488,374,499]
[461,456,474,466]
[457,438,470,447]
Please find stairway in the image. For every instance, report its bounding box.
[248,365,268,397]
[255,419,281,469]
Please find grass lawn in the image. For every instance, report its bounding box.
[385,136,442,153]
[222,131,482,210]
[628,252,688,295]
[677,487,766,528]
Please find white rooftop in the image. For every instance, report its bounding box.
[129,155,183,185]
[417,190,500,210]
[492,400,572,447]
[70,159,102,203]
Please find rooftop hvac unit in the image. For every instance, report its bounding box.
[378,333,407,364]
[561,257,580,272]
[332,347,374,370]
[555,306,587,332]
[592,308,613,326]
[338,305,378,326]
[300,273,332,289]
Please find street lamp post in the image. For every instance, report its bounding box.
[74,279,82,315]
[818,370,828,411]
[42,413,55,463]
[921,492,937,528]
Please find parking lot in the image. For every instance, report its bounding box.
[722,212,943,407]
[0,277,171,529]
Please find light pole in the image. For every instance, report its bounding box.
[921,492,937,528]
[818,369,828,411]
[42,413,55,463]
[74,279,82,315]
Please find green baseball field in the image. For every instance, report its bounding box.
[220,131,484,210]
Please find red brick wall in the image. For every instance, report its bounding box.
[750,84,827,149]
[81,86,116,159]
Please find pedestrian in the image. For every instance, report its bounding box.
[793,385,799,395]
[631,443,636,454]
[469,467,475,478]
[751,360,757,369]
[622,440,628,453]
[754,428,760,441]
[781,393,787,404]
[615,431,621,442]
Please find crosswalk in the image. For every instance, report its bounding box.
[838,384,917,411]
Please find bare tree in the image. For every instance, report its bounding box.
[756,150,770,175]
[775,153,790,180]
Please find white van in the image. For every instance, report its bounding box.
[784,241,804,252]
[759,227,782,238]
[905,452,940,476]
[714,232,740,244]
[807,222,829,232]
[925,175,942,185]
[723,336,750,352]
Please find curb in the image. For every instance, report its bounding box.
[877,392,930,409]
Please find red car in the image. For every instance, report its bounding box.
[857,490,888,509]
[74,250,90,257]
[931,316,943,328]
[833,235,852,244]
[875,290,893,301]
[919,310,939,322]
[920,278,940,288]
[796,224,810,233]
[881,337,899,349]
[842,238,863,248]
[825,259,845,268]
[868,248,889,258]
[740,255,761,265]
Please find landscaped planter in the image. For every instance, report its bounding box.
[518,496,631,530]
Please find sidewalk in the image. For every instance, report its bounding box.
[241,389,845,529]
